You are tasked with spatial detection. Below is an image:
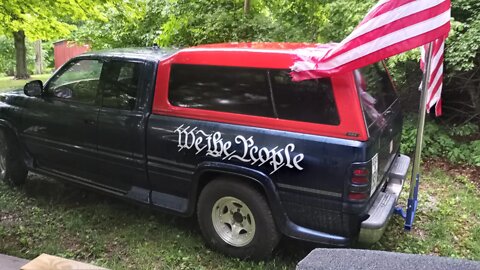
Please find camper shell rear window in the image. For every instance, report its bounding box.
[355,62,398,127]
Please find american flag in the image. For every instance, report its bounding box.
[420,38,446,116]
[291,0,451,113]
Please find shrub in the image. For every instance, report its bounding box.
[401,116,480,166]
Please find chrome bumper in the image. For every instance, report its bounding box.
[358,154,410,244]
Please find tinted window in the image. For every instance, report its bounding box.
[48,59,103,104]
[356,62,398,126]
[99,61,143,110]
[270,70,339,125]
[169,64,273,117]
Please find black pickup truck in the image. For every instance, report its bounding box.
[0,43,410,259]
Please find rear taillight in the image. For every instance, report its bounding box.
[348,167,370,201]
[351,168,369,184]
[348,192,369,201]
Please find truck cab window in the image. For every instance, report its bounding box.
[47,59,103,104]
[99,61,143,110]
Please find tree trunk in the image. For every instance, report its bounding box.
[13,30,29,79]
[244,0,251,15]
[34,40,43,75]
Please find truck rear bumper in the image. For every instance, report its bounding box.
[358,154,410,244]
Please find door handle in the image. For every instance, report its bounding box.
[84,119,96,125]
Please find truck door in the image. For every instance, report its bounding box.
[21,59,102,181]
[94,59,149,193]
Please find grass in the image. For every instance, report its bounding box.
[0,74,51,92]
[374,167,480,260]
[0,164,479,269]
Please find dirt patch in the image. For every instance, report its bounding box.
[424,158,480,188]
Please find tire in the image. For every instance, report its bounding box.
[0,129,27,186]
[197,177,280,260]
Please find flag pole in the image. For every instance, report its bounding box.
[404,42,434,231]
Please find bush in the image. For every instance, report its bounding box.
[401,116,480,166]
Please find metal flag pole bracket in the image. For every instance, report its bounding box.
[396,42,434,231]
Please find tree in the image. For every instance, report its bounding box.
[0,36,16,76]
[0,0,107,79]
[443,0,480,122]
[244,0,251,15]
[75,0,277,49]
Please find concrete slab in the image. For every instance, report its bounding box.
[297,248,480,270]
[0,254,29,270]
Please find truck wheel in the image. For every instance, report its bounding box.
[0,129,27,186]
[197,178,280,260]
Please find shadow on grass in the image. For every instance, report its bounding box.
[18,173,313,264]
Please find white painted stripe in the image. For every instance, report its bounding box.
[277,183,342,197]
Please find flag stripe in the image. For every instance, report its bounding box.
[326,2,450,60]
[291,0,451,77]
[291,26,449,82]
[337,0,447,51]
[292,12,450,72]
[424,39,445,114]
[361,0,416,22]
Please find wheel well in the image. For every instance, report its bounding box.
[0,125,32,168]
[195,171,267,205]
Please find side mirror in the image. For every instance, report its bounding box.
[24,80,43,97]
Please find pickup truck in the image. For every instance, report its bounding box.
[0,43,410,259]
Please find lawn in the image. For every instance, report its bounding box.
[0,161,478,269]
[0,74,51,92]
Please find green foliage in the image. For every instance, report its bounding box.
[75,0,280,49]
[402,117,480,166]
[0,0,108,40]
[0,37,15,76]
[74,1,149,49]
[447,0,480,70]
[0,37,31,75]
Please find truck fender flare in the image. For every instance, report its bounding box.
[189,161,289,232]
